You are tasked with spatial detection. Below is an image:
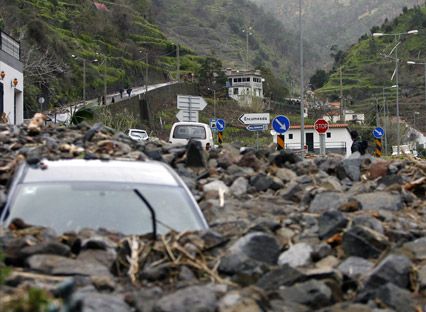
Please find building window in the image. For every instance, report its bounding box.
[233,88,238,95]
[1,32,20,60]
[327,132,331,138]
[289,134,293,140]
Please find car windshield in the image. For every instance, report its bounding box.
[173,125,206,139]
[5,182,204,235]
[130,130,148,139]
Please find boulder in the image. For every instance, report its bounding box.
[278,243,313,268]
[153,284,222,312]
[364,254,413,290]
[279,280,334,309]
[353,192,403,211]
[309,192,348,213]
[318,210,348,240]
[219,232,280,276]
[342,226,389,259]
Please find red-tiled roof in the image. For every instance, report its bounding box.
[94,1,109,11]
[290,124,349,129]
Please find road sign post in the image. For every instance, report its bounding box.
[239,113,270,150]
[218,131,223,145]
[176,110,199,122]
[216,119,225,146]
[314,119,329,156]
[239,113,270,125]
[277,134,285,150]
[373,127,385,157]
[272,115,291,150]
[373,127,385,139]
[176,95,207,122]
[374,138,383,157]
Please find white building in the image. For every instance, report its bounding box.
[283,124,352,157]
[225,69,264,105]
[0,31,24,125]
[323,109,365,124]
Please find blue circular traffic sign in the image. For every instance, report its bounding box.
[373,127,385,139]
[216,119,225,131]
[272,115,291,134]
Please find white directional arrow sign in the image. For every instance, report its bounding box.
[239,113,270,125]
[177,95,208,111]
[176,110,199,122]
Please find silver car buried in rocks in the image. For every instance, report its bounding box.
[0,159,208,235]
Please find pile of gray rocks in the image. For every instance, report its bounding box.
[1,120,426,311]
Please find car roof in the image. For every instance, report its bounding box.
[172,122,208,126]
[20,159,179,186]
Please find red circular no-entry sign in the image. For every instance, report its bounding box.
[314,119,329,134]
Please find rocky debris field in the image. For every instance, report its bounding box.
[1,116,426,311]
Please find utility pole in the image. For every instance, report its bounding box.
[375,97,380,127]
[340,66,344,122]
[382,88,388,156]
[242,26,252,71]
[176,43,180,81]
[299,0,305,155]
[374,30,418,155]
[103,56,107,104]
[83,59,86,104]
[395,36,401,156]
[245,28,249,70]
[145,53,148,97]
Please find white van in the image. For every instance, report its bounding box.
[169,122,214,150]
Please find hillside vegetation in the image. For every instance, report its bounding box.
[0,0,323,117]
[148,0,319,81]
[250,0,419,67]
[317,5,426,131]
[0,0,203,115]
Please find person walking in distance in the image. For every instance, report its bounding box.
[119,88,124,99]
[126,87,132,97]
[350,130,368,155]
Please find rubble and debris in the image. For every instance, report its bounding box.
[2,117,426,311]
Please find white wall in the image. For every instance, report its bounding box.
[0,61,24,124]
[283,127,352,157]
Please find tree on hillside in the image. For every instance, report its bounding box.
[309,70,329,90]
[257,66,288,101]
[197,57,227,94]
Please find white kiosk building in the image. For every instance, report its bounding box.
[0,31,24,124]
[283,124,353,157]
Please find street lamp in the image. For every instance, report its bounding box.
[374,29,418,155]
[208,87,216,118]
[299,0,305,154]
[382,85,397,156]
[407,60,426,108]
[242,26,253,71]
[414,111,420,128]
[71,54,86,105]
[95,52,107,104]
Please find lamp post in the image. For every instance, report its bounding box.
[382,85,397,156]
[414,111,420,128]
[242,26,252,71]
[373,29,418,155]
[407,60,426,108]
[71,54,86,105]
[95,52,107,104]
[299,0,305,154]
